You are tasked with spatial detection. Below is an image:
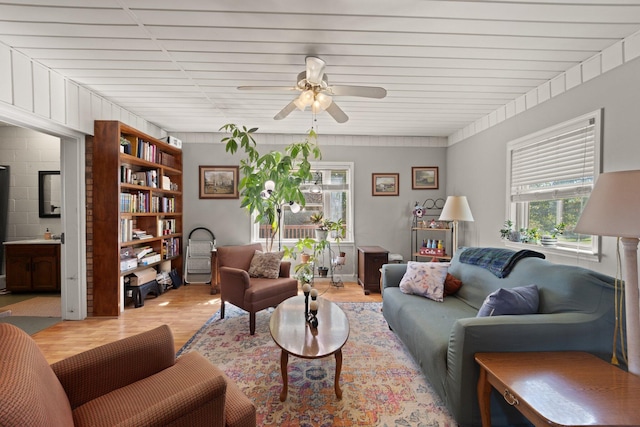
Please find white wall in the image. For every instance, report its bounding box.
[445,56,640,277]
[177,132,448,277]
[0,125,61,241]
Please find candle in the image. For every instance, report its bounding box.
[310,288,318,298]
[310,300,318,311]
[302,283,311,293]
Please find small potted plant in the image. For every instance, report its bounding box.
[541,222,566,247]
[283,237,315,263]
[329,218,346,264]
[314,239,330,277]
[500,220,514,240]
[310,212,330,241]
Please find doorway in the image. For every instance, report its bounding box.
[0,115,86,321]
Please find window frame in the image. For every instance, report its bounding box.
[505,109,602,257]
[250,161,354,245]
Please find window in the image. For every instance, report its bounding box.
[254,162,353,244]
[506,110,601,254]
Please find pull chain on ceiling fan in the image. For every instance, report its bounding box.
[237,56,387,123]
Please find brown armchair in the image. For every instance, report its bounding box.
[217,243,298,335]
[0,323,256,427]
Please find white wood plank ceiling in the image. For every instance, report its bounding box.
[0,0,639,137]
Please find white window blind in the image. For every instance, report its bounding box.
[510,116,596,202]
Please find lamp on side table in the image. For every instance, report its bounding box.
[575,169,640,375]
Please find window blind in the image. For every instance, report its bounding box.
[510,118,595,202]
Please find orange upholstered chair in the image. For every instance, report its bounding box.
[0,323,256,427]
[217,243,298,335]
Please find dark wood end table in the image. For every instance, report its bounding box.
[475,351,640,426]
[269,295,350,401]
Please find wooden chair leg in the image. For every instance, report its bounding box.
[220,301,226,319]
[250,312,256,335]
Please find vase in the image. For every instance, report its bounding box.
[540,237,558,247]
[315,229,328,241]
[317,266,329,277]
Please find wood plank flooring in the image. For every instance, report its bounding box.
[34,281,382,364]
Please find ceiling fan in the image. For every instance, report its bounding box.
[237,56,387,123]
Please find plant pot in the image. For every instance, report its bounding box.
[540,236,558,247]
[315,229,328,241]
[334,256,346,266]
[317,266,329,277]
[300,253,311,264]
[339,252,346,257]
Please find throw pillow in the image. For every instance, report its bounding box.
[476,284,539,317]
[399,261,450,302]
[444,273,463,296]
[248,250,283,279]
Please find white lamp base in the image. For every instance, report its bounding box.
[622,237,640,375]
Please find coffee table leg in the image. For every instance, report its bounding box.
[279,349,289,402]
[477,366,492,427]
[334,349,343,399]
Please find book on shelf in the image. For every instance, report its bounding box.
[134,246,154,259]
[163,237,180,259]
[120,218,133,242]
[157,219,176,236]
[132,229,153,240]
[140,252,161,266]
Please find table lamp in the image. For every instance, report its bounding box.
[439,196,474,256]
[574,170,640,375]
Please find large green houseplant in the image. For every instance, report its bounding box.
[221,124,322,252]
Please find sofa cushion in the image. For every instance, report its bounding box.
[477,284,539,317]
[399,261,449,302]
[248,250,283,279]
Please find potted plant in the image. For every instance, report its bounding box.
[520,227,540,244]
[283,237,315,263]
[328,218,346,264]
[310,212,330,241]
[221,124,322,252]
[541,222,566,247]
[500,220,514,240]
[313,239,330,277]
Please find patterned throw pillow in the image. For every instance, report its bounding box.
[399,262,450,302]
[248,250,284,279]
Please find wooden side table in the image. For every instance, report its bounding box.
[357,246,388,295]
[475,351,640,426]
[209,249,219,294]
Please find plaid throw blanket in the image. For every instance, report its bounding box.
[459,247,545,278]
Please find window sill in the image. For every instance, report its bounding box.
[503,241,600,262]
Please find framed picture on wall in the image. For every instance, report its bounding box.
[372,173,399,196]
[199,165,239,199]
[412,166,439,190]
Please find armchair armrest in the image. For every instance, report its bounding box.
[51,325,176,409]
[279,261,292,278]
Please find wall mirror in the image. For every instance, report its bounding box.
[39,170,61,218]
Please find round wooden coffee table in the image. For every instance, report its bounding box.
[269,295,350,401]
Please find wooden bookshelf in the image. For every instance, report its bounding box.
[92,121,183,316]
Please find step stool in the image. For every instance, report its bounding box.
[126,280,161,308]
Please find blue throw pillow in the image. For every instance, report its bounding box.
[476,284,539,317]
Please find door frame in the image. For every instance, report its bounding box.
[0,103,87,320]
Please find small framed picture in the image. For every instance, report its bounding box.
[372,173,399,196]
[199,166,239,199]
[412,166,439,190]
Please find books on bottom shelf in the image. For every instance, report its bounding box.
[140,253,161,265]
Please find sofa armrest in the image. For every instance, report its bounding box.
[445,312,613,426]
[381,263,406,291]
[51,325,176,410]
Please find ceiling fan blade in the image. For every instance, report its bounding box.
[274,100,298,120]
[238,86,297,91]
[328,85,387,99]
[305,56,326,85]
[325,102,349,123]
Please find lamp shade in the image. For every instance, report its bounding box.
[439,196,474,222]
[574,170,640,238]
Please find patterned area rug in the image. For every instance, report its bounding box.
[178,302,456,426]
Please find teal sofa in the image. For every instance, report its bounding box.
[381,248,622,427]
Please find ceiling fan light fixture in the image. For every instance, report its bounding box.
[316,92,333,110]
[311,100,322,114]
[293,97,306,111]
[300,90,315,107]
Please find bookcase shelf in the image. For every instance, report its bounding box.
[93,121,183,316]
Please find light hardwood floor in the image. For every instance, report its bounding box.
[34,281,382,364]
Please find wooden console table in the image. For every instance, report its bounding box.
[357,246,388,295]
[475,351,640,426]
